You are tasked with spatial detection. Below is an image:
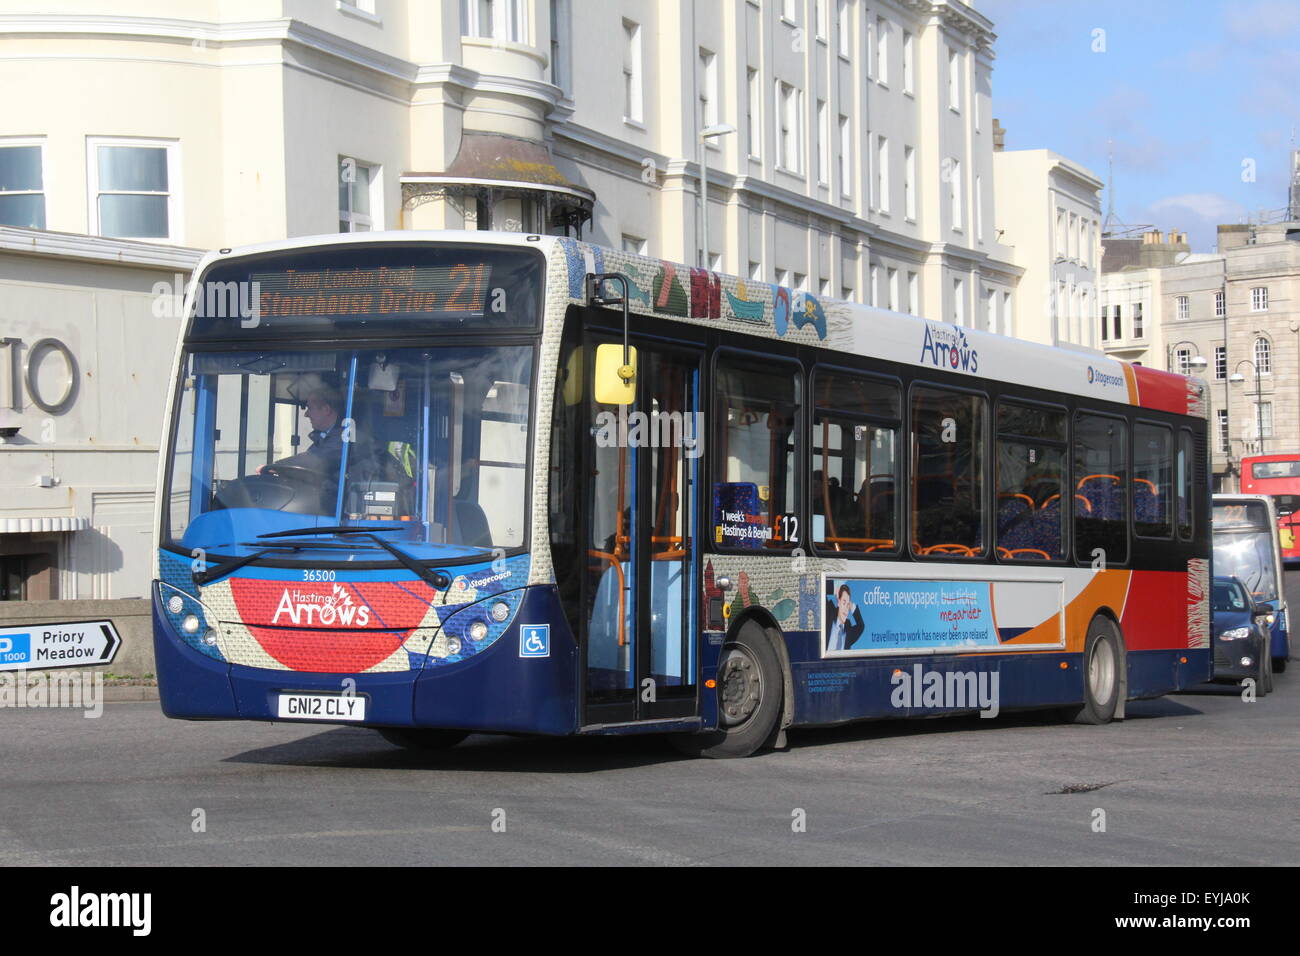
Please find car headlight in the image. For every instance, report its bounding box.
[1220,627,1251,641]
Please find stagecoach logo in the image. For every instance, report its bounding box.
[919,324,979,373]
[272,584,373,627]
[1086,365,1126,389]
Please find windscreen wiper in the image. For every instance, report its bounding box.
[257,526,455,589]
[192,547,280,585]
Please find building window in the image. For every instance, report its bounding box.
[1175,347,1192,376]
[1055,208,1066,255]
[1217,409,1229,454]
[623,19,642,123]
[953,277,965,326]
[1251,286,1268,311]
[548,0,568,90]
[949,158,962,231]
[908,271,919,315]
[876,17,889,85]
[1176,295,1189,320]
[870,264,880,307]
[794,272,808,291]
[815,0,828,38]
[1101,305,1110,342]
[1133,302,1144,338]
[837,0,850,57]
[746,68,760,158]
[462,0,528,43]
[1112,304,1122,340]
[1215,289,1225,317]
[948,47,960,110]
[338,156,380,232]
[975,175,983,242]
[0,140,45,229]
[781,0,797,23]
[88,137,178,240]
[1215,345,1226,380]
[776,82,802,172]
[875,135,889,212]
[1258,402,1274,438]
[698,49,718,130]
[817,100,830,184]
[1255,336,1272,374]
[1002,291,1012,337]
[903,146,916,220]
[749,260,762,282]
[902,31,914,94]
[888,267,899,312]
[776,267,792,287]
[839,116,851,196]
[986,287,997,333]
[622,234,647,255]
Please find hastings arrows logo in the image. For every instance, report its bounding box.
[272,584,373,628]
[920,324,979,373]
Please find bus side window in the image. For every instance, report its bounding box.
[810,368,900,555]
[995,402,1067,561]
[1133,422,1173,538]
[713,354,802,551]
[1177,428,1194,540]
[1073,413,1128,565]
[911,386,987,558]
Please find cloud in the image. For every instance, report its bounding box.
[1127,193,1250,252]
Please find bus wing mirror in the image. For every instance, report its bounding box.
[594,343,636,405]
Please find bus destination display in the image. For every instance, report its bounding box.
[249,263,491,318]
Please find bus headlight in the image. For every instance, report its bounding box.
[490,601,510,622]
[469,621,488,642]
[182,614,200,634]
[446,636,462,655]
[167,595,184,614]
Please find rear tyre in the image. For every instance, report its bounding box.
[1064,616,1121,725]
[670,621,783,759]
[376,728,470,750]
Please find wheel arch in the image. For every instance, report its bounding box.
[726,607,795,735]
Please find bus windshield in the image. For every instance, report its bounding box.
[1212,531,1279,601]
[163,343,533,561]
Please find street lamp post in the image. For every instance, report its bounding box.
[1229,358,1265,456]
[1166,341,1208,376]
[698,123,735,269]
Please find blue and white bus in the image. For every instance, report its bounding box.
[154,232,1211,757]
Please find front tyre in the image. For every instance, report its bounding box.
[376,728,470,750]
[1062,616,1122,725]
[670,622,783,759]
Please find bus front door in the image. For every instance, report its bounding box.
[583,340,701,725]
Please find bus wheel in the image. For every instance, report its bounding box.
[376,728,469,750]
[671,622,782,759]
[1062,617,1121,725]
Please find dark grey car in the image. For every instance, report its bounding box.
[1211,576,1273,694]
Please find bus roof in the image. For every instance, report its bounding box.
[190,230,1206,418]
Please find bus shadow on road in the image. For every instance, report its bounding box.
[784,696,1209,748]
[223,726,692,773]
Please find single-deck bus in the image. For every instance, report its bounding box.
[1239,453,1300,564]
[154,232,1212,757]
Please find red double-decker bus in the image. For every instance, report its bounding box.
[1239,453,1300,563]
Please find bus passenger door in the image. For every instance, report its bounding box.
[582,339,701,725]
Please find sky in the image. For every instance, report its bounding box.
[980,0,1300,252]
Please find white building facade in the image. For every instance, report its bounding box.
[0,0,1040,598]
[992,148,1103,346]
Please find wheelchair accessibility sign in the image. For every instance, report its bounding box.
[520,625,550,658]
